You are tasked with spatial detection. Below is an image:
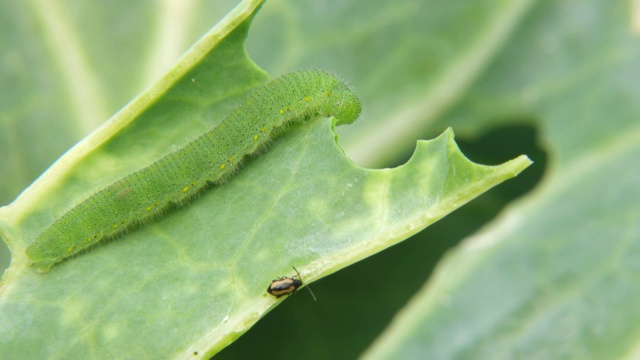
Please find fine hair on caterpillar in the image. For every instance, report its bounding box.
[26,69,362,273]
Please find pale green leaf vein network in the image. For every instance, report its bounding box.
[367,172,391,236]
[142,0,198,85]
[28,0,108,135]
[345,0,538,165]
[227,126,312,270]
[73,270,163,359]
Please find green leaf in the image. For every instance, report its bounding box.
[0,0,530,358]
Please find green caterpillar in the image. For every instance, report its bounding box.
[26,69,362,273]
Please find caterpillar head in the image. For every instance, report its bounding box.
[330,90,362,126]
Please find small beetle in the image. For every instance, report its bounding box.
[267,266,317,301]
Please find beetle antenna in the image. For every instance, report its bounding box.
[292,266,317,301]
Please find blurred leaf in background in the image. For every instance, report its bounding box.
[1,0,638,358]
